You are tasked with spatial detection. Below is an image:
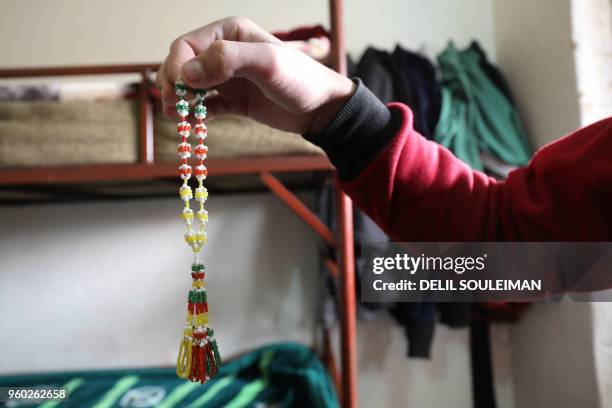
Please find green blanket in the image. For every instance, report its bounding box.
[0,342,338,408]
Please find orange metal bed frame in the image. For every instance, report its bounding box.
[0,0,358,406]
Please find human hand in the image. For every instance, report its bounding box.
[157,17,355,134]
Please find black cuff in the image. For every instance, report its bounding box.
[303,78,403,180]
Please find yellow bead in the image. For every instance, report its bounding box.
[179,185,193,200]
[184,232,198,244]
[176,338,192,379]
[181,208,194,222]
[195,313,208,326]
[195,187,208,201]
[196,210,208,223]
[196,231,207,245]
[192,280,205,288]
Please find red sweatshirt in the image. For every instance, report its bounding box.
[306,81,612,242]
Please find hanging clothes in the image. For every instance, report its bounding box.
[347,47,475,359]
[357,47,424,135]
[392,45,442,139]
[434,42,532,170]
[318,179,471,359]
[470,41,515,105]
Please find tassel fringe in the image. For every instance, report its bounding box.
[176,262,221,383]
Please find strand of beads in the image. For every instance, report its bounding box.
[193,89,209,247]
[174,82,221,384]
[176,82,195,245]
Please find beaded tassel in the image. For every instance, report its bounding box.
[174,81,221,383]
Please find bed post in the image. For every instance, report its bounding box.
[329,0,359,407]
[138,68,154,164]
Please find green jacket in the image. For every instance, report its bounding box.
[434,42,532,170]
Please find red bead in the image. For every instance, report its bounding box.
[194,145,208,155]
[177,123,191,132]
[187,302,207,313]
[195,166,208,177]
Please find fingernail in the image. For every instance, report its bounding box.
[183,60,204,81]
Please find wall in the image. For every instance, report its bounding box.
[493,1,603,407]
[572,0,612,126]
[573,1,612,407]
[493,0,581,148]
[0,194,319,371]
[0,1,499,407]
[0,0,495,67]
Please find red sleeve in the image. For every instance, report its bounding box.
[340,103,612,241]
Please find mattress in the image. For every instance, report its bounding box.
[0,99,322,168]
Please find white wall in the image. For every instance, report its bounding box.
[0,194,319,371]
[571,0,612,126]
[0,1,501,407]
[573,1,612,407]
[493,0,581,148]
[0,0,495,67]
[493,1,605,407]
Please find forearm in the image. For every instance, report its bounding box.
[305,79,501,241]
[304,80,612,241]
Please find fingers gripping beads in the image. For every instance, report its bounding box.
[174,81,220,383]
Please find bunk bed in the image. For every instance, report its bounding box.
[0,0,358,406]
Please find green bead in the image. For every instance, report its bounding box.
[187,290,207,303]
[195,88,207,100]
[174,82,187,96]
[188,290,200,303]
[192,263,205,272]
[176,100,189,115]
[212,340,221,365]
